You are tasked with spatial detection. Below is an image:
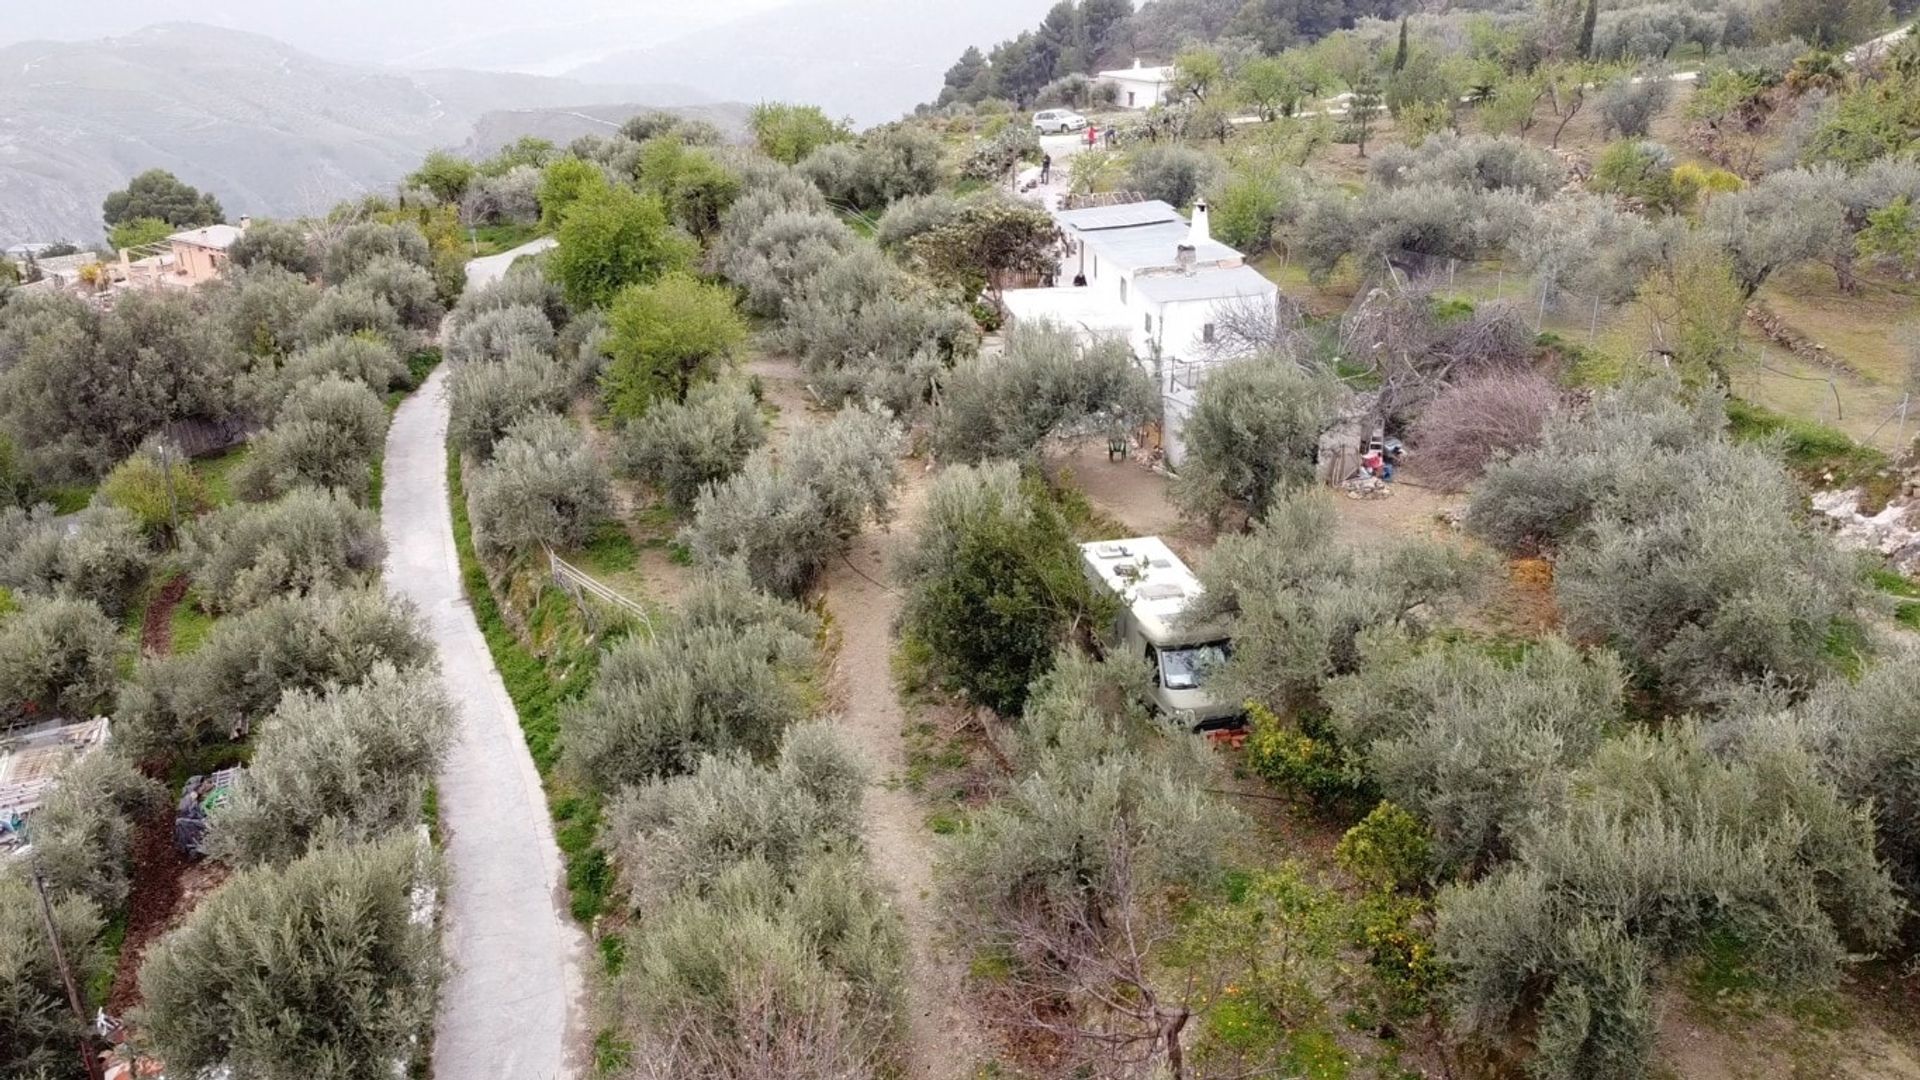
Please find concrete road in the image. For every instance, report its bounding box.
[465,235,556,290]
[384,233,586,1080]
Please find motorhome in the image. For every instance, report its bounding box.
[1079,537,1238,729]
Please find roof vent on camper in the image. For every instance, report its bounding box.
[1094,543,1131,559]
[1138,582,1186,601]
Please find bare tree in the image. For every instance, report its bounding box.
[1198,292,1316,365]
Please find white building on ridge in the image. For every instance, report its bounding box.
[1098,59,1178,110]
[1001,198,1280,466]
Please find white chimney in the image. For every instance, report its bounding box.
[1134,58,1144,69]
[1188,199,1211,246]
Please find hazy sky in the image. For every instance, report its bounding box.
[0,0,801,72]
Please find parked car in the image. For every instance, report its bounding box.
[1032,109,1089,134]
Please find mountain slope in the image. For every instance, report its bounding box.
[0,23,717,245]
[566,0,1061,125]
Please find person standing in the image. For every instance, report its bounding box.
[1040,153,1052,184]
[1086,124,1099,149]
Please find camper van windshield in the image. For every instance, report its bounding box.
[1158,641,1230,690]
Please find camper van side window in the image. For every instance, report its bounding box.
[1145,644,1160,686]
[1119,277,1127,304]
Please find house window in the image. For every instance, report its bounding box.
[1119,278,1127,304]
[1144,313,1153,332]
[1202,323,1216,343]
[1127,90,1137,107]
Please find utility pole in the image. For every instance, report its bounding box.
[31,871,104,1080]
[157,441,180,547]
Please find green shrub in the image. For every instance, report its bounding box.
[445,304,555,366]
[0,874,107,1079]
[279,334,409,393]
[1171,355,1343,522]
[207,665,453,868]
[1335,802,1434,893]
[0,504,153,617]
[135,835,442,1079]
[616,382,765,510]
[898,462,1103,716]
[931,322,1157,464]
[25,750,164,907]
[562,567,817,794]
[445,347,569,459]
[185,488,383,613]
[0,595,122,724]
[101,449,211,535]
[467,415,611,560]
[600,272,747,418]
[233,375,388,502]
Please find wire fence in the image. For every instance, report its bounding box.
[547,548,653,639]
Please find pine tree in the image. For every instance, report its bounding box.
[1577,0,1599,59]
[1394,17,1411,73]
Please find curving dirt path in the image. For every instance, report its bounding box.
[823,473,992,1080]
[752,354,991,1076]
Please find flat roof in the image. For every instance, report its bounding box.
[1002,287,1139,336]
[1132,264,1278,304]
[1056,200,1184,232]
[1079,537,1221,644]
[1098,65,1176,82]
[1055,199,1246,273]
[168,223,243,250]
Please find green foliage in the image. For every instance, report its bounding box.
[102,168,223,229]
[1245,702,1365,804]
[799,125,945,212]
[1127,144,1223,207]
[1209,168,1291,252]
[279,335,409,394]
[1180,863,1346,1024]
[616,382,765,510]
[101,449,211,536]
[601,271,747,418]
[0,504,154,617]
[0,874,107,1079]
[445,348,568,459]
[28,750,165,908]
[185,488,383,613]
[468,414,612,560]
[907,194,1059,301]
[207,665,453,868]
[1188,492,1480,713]
[685,404,903,597]
[932,321,1158,464]
[1326,637,1624,872]
[0,595,122,724]
[0,289,250,476]
[234,375,388,503]
[561,566,817,794]
[898,462,1104,716]
[1437,723,1899,1080]
[135,835,442,1080]
[228,219,317,278]
[320,221,432,286]
[293,286,408,354]
[109,216,174,253]
[1335,801,1433,893]
[749,102,853,165]
[1858,194,1920,274]
[344,256,444,331]
[537,157,611,231]
[547,185,697,310]
[408,150,477,204]
[1591,139,1676,209]
[1171,354,1342,522]
[602,722,864,911]
[777,244,976,411]
[119,586,430,751]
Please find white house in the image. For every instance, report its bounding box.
[1098,59,1177,110]
[1001,198,1281,466]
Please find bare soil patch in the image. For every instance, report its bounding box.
[139,574,190,657]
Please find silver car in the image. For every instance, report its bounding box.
[1032,108,1088,134]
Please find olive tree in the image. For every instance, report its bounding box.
[344,255,444,332]
[932,323,1158,464]
[601,271,748,418]
[1326,637,1625,873]
[217,265,321,357]
[0,505,153,617]
[0,596,122,724]
[717,208,855,319]
[685,405,903,597]
[320,221,432,284]
[118,587,430,750]
[1171,354,1343,522]
[279,335,409,393]
[294,286,407,353]
[445,304,557,365]
[234,375,388,502]
[24,750,164,908]
[617,382,766,510]
[228,218,317,277]
[135,834,442,1080]
[0,874,107,1080]
[446,348,569,459]
[777,245,976,410]
[207,665,453,868]
[467,414,612,559]
[186,488,384,613]
[562,567,817,793]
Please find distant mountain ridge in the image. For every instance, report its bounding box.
[0,23,731,245]
[565,0,1063,125]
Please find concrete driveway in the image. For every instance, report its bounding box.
[384,231,586,1080]
[465,235,557,289]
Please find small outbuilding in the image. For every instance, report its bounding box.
[1098,59,1178,110]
